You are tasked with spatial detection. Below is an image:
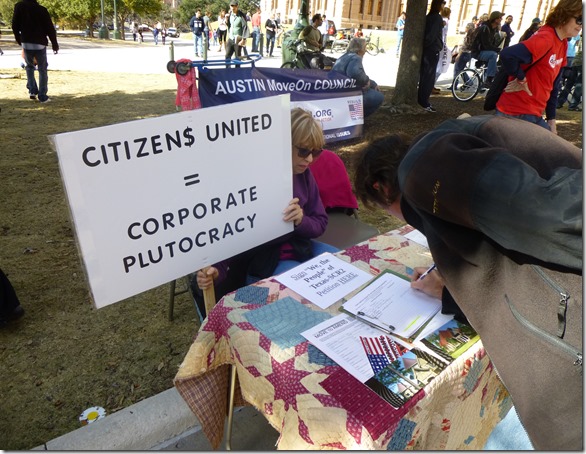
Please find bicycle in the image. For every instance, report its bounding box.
[329,28,352,53]
[451,59,489,102]
[280,39,336,70]
[365,33,379,56]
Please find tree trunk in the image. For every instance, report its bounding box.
[392,0,428,106]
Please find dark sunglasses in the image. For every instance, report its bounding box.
[297,147,323,159]
[575,16,582,25]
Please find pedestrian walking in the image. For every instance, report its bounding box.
[189,10,204,57]
[11,0,59,103]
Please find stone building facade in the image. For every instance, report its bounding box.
[257,0,559,38]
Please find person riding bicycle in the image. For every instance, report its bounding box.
[473,11,505,88]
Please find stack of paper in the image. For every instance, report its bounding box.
[341,270,442,339]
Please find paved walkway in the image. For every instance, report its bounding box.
[0,35,454,89]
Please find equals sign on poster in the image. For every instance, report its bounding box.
[183,173,201,186]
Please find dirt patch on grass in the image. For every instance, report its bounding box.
[0,67,581,449]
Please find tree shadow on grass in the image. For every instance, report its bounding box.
[0,79,201,450]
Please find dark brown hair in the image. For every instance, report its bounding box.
[546,0,582,27]
[353,134,412,210]
[429,0,445,15]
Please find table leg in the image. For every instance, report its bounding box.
[225,364,237,450]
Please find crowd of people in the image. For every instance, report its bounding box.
[419,0,582,116]
[187,4,287,61]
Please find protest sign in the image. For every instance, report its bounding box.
[197,67,364,142]
[275,253,373,309]
[52,95,293,309]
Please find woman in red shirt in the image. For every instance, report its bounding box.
[496,0,582,134]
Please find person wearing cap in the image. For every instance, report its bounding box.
[519,17,542,42]
[501,15,515,48]
[476,11,505,87]
[225,0,247,66]
[496,0,582,133]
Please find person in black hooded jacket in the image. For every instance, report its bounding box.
[353,114,582,451]
[417,0,445,112]
[12,0,59,103]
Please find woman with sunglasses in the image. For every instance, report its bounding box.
[495,0,582,134]
[192,108,338,317]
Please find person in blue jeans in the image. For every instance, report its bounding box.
[395,12,406,57]
[332,37,385,117]
[11,0,59,103]
[189,10,204,57]
[451,22,475,88]
[476,11,505,87]
[193,108,339,318]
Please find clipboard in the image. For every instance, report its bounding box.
[340,269,441,341]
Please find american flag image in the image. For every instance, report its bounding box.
[348,100,363,120]
[360,335,406,375]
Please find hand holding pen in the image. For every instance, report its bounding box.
[417,264,436,281]
[410,264,444,300]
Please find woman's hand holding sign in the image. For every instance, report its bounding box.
[197,266,219,290]
[283,197,304,226]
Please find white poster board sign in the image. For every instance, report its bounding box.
[275,253,373,309]
[52,95,293,308]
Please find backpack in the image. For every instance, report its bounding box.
[328,20,336,36]
[469,25,484,59]
[241,19,250,39]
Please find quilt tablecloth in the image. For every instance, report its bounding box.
[174,226,512,450]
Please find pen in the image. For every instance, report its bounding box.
[417,264,436,281]
[354,311,395,334]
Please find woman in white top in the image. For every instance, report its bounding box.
[217,10,228,51]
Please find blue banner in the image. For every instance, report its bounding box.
[197,67,364,142]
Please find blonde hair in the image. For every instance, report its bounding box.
[290,108,325,150]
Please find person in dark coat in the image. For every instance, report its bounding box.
[417,0,444,112]
[11,0,59,103]
[0,268,24,328]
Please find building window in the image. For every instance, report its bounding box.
[367,0,373,15]
[359,0,364,14]
[376,0,382,16]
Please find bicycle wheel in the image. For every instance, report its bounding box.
[451,69,481,102]
[280,61,297,69]
[366,42,379,56]
[332,41,348,53]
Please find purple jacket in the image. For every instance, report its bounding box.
[214,170,327,283]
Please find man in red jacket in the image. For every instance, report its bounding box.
[12,0,59,103]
